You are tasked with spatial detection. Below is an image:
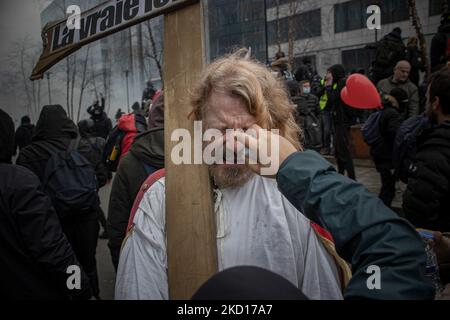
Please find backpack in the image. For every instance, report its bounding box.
[393,115,431,183]
[304,112,322,150]
[103,127,125,172]
[43,138,98,219]
[361,110,383,147]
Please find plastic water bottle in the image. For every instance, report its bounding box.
[419,230,444,294]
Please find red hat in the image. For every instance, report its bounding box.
[341,74,381,109]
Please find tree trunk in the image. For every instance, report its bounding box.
[77,46,90,123]
[408,0,430,80]
[66,57,71,117]
[276,0,281,54]
[288,0,298,68]
[146,20,163,81]
[71,54,77,120]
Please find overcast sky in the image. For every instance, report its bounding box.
[0,0,51,58]
[0,0,51,121]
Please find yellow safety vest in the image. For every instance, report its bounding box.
[319,80,337,110]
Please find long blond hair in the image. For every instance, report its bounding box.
[189,49,301,150]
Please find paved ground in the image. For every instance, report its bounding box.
[97,183,116,300]
[95,158,405,300]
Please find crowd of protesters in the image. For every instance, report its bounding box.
[1,13,450,301]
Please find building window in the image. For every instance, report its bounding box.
[268,9,321,45]
[335,0,409,33]
[334,0,366,33]
[429,0,443,16]
[265,0,292,8]
[208,0,267,62]
[342,47,376,76]
[380,0,409,25]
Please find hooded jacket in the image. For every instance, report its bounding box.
[403,121,450,232]
[107,128,164,269]
[0,109,91,300]
[16,105,78,182]
[117,113,148,161]
[91,112,112,140]
[374,29,406,68]
[326,64,354,129]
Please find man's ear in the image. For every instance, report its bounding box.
[432,96,440,111]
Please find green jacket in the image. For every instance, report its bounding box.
[276,150,434,299]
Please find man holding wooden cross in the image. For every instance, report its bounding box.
[115,50,350,300]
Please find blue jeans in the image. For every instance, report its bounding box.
[321,110,333,152]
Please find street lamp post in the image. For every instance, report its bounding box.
[124,70,130,113]
[46,72,52,104]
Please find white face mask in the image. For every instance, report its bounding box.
[303,87,311,94]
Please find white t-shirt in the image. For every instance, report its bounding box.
[115,175,343,300]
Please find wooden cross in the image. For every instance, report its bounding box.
[163,2,217,300]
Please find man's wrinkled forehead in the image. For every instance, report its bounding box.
[203,91,256,129]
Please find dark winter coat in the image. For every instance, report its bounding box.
[430,22,450,72]
[370,105,402,170]
[78,136,108,189]
[14,123,35,154]
[0,164,92,300]
[107,128,164,269]
[404,45,425,87]
[91,112,113,140]
[403,121,450,232]
[0,109,15,164]
[16,105,78,182]
[326,65,355,164]
[372,30,406,81]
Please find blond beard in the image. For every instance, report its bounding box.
[209,165,255,189]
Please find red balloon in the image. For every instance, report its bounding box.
[341,74,382,109]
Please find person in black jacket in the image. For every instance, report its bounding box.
[87,94,112,139]
[17,105,101,299]
[403,67,450,232]
[294,80,322,151]
[431,13,450,72]
[0,109,15,164]
[78,119,109,239]
[370,90,405,207]
[0,109,92,300]
[326,64,356,180]
[107,125,165,270]
[405,37,425,88]
[14,115,34,155]
[369,27,406,85]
